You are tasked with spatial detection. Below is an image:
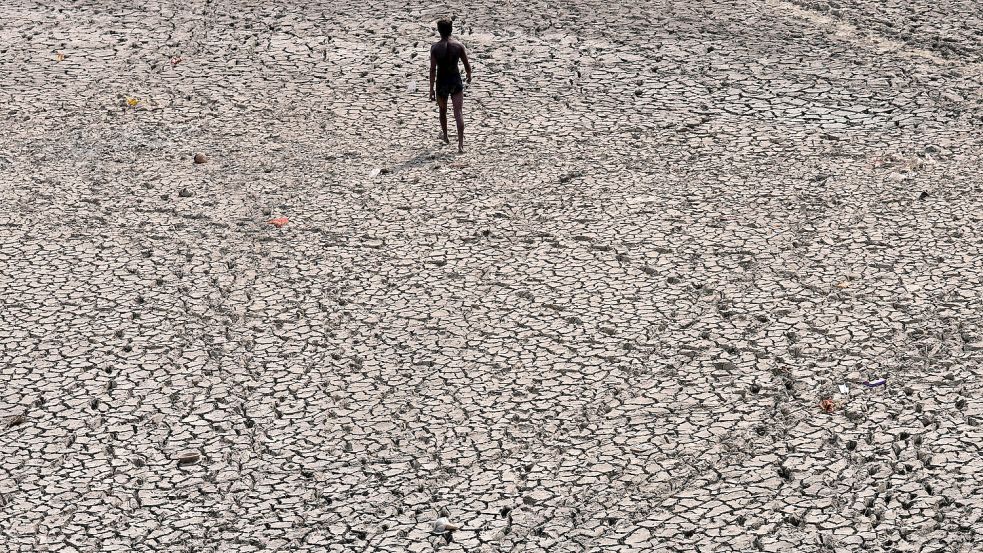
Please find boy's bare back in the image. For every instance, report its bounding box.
[429,18,472,153]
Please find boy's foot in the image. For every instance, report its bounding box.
[441,134,450,144]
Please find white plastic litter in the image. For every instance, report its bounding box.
[433,517,460,534]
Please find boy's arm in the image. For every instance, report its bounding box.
[461,45,472,83]
[429,47,437,101]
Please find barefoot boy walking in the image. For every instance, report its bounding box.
[429,18,472,153]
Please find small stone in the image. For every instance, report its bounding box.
[178,188,194,198]
[175,451,200,465]
[559,171,583,183]
[193,153,207,164]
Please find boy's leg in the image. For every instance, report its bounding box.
[437,96,449,143]
[451,91,464,153]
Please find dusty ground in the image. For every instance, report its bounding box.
[2,0,983,551]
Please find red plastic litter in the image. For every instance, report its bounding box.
[268,217,289,228]
[819,399,835,414]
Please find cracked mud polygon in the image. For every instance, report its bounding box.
[2,1,982,552]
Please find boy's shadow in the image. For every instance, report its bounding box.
[394,147,460,171]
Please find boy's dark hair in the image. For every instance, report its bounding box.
[437,18,452,38]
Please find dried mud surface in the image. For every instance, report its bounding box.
[1,1,982,552]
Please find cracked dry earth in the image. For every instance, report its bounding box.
[2,0,983,552]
